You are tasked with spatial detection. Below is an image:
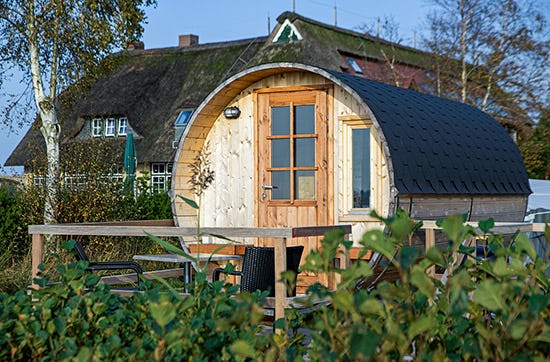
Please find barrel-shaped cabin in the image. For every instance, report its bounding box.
[172,62,531,254]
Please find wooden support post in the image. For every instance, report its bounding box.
[425,228,436,277]
[31,233,45,289]
[273,237,287,329]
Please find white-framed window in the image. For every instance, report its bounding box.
[32,174,45,187]
[92,118,102,137]
[63,174,88,190]
[151,162,173,193]
[105,118,116,137]
[118,117,128,136]
[341,119,372,213]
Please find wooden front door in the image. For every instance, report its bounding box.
[256,88,331,234]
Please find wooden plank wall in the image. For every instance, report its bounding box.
[398,195,528,222]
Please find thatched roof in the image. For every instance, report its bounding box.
[5,12,434,168]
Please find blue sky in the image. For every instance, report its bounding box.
[5,0,538,174]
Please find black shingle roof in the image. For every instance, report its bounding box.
[326,70,531,195]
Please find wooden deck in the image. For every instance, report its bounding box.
[28,221,352,324]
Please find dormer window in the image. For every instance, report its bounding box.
[347,58,363,74]
[92,118,102,137]
[118,117,128,135]
[175,109,193,127]
[105,118,116,137]
[86,116,134,138]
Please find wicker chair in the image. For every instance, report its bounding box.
[213,245,304,297]
[72,240,143,285]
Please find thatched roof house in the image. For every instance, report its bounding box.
[6,12,435,190]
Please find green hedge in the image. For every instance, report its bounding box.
[0,212,548,361]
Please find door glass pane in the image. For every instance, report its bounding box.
[352,128,370,208]
[295,171,315,200]
[271,139,290,167]
[271,106,290,136]
[271,171,290,200]
[294,138,315,167]
[295,105,315,134]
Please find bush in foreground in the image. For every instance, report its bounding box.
[0,212,548,361]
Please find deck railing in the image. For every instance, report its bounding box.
[28,221,352,322]
[28,220,547,322]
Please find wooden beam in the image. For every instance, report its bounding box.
[99,268,185,285]
[31,233,44,290]
[425,228,436,277]
[274,237,287,331]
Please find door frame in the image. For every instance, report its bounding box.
[254,85,334,230]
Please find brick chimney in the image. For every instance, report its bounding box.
[126,41,144,50]
[179,34,199,47]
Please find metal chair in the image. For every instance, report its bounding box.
[72,240,143,285]
[213,245,304,297]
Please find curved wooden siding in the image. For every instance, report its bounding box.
[172,62,530,234]
[172,63,394,233]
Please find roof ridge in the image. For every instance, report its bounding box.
[127,36,268,56]
[276,11,429,57]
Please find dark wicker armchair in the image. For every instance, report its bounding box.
[213,245,304,297]
[72,240,143,285]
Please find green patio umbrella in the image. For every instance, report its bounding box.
[124,132,136,192]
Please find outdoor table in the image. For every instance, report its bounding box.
[133,253,242,290]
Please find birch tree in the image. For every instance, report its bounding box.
[0,0,155,225]
[422,0,549,133]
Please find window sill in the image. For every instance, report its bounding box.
[339,212,379,223]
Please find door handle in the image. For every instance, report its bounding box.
[261,184,278,190]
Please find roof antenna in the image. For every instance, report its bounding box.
[334,5,337,26]
[268,14,271,34]
[292,0,295,13]
[376,17,380,38]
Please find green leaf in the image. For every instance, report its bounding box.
[177,194,198,209]
[407,315,434,340]
[360,230,396,261]
[478,218,495,233]
[400,246,423,269]
[358,299,384,316]
[440,214,469,244]
[491,257,514,277]
[332,290,354,310]
[425,247,444,266]
[410,266,435,297]
[473,280,507,311]
[350,330,380,359]
[513,233,537,261]
[150,300,177,328]
[53,317,66,335]
[528,294,549,315]
[509,320,530,340]
[61,239,76,251]
[229,340,256,358]
[531,325,550,343]
[145,232,195,260]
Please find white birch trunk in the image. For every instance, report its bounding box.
[27,1,59,226]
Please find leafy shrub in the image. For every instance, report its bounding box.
[1,212,548,361]
[0,242,271,361]
[0,185,27,258]
[286,212,550,361]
